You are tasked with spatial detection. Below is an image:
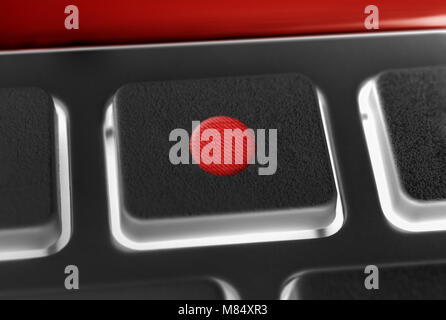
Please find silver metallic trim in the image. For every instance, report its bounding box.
[359,78,446,232]
[213,278,242,300]
[103,87,344,251]
[280,277,301,300]
[2,29,446,56]
[0,96,72,261]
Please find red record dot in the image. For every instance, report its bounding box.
[190,116,255,176]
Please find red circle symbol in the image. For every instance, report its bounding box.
[190,116,255,176]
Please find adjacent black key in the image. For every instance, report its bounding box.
[104,74,343,251]
[0,88,71,260]
[380,68,446,200]
[284,264,446,300]
[0,88,55,228]
[360,67,446,232]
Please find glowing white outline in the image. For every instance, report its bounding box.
[2,29,446,56]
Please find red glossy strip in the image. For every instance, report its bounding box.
[1,0,446,50]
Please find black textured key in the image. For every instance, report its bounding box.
[360,67,446,232]
[105,74,342,250]
[0,87,71,260]
[379,68,446,201]
[0,88,56,228]
[284,264,446,300]
[115,74,335,218]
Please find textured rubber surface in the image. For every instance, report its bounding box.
[378,67,446,201]
[293,263,446,299]
[115,74,336,219]
[0,87,56,228]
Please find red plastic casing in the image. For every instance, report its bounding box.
[1,0,446,50]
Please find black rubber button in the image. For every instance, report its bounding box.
[0,87,57,229]
[378,67,446,201]
[113,74,336,219]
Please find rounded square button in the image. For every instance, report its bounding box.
[104,74,344,250]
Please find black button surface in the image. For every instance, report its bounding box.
[378,67,446,201]
[0,88,56,229]
[113,74,336,219]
